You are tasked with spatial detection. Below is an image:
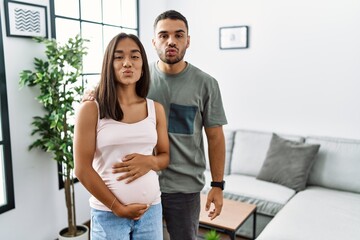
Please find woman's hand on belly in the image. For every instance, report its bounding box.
[114,202,150,220]
[112,153,152,183]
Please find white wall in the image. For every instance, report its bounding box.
[140,0,360,139]
[138,0,166,63]
[0,1,90,239]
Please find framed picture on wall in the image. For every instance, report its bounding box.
[4,0,48,38]
[219,26,249,49]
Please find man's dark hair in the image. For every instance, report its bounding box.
[153,10,189,33]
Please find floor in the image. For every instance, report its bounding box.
[85,220,249,240]
[163,226,249,240]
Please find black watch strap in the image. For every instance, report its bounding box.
[211,180,225,190]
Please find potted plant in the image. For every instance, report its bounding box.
[205,229,221,240]
[19,35,89,239]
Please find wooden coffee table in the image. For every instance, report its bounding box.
[199,194,257,240]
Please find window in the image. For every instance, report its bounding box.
[50,0,139,90]
[49,0,139,188]
[0,12,15,214]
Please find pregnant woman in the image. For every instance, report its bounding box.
[74,33,169,240]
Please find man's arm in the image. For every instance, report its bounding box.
[112,101,170,183]
[204,125,226,220]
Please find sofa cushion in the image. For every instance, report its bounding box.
[230,129,304,176]
[306,136,360,194]
[256,186,360,240]
[256,134,320,192]
[203,171,296,216]
[205,129,235,175]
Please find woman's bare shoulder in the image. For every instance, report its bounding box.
[77,101,98,118]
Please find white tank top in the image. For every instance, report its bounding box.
[89,98,161,211]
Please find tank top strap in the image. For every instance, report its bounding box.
[146,98,156,123]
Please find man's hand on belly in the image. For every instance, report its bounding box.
[112,153,152,183]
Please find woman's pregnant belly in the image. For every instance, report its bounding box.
[106,170,161,205]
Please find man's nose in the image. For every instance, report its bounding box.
[167,36,176,46]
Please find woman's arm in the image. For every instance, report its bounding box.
[151,101,170,170]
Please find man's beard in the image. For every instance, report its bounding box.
[158,49,186,65]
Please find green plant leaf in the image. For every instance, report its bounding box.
[204,229,221,240]
[19,34,88,235]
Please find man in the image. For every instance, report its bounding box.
[148,10,227,240]
[83,10,227,240]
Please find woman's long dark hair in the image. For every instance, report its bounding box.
[95,33,150,120]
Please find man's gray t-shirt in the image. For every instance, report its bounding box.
[148,62,227,193]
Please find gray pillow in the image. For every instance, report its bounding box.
[256,133,320,192]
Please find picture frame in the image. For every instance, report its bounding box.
[4,0,48,38]
[219,26,249,49]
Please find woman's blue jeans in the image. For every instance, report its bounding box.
[90,203,163,240]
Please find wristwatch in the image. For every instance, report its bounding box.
[211,181,225,190]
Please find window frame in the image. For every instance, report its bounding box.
[49,0,139,189]
[0,10,15,214]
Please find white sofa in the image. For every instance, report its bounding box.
[202,129,360,240]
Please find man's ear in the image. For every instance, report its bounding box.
[152,38,156,49]
[186,35,190,49]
